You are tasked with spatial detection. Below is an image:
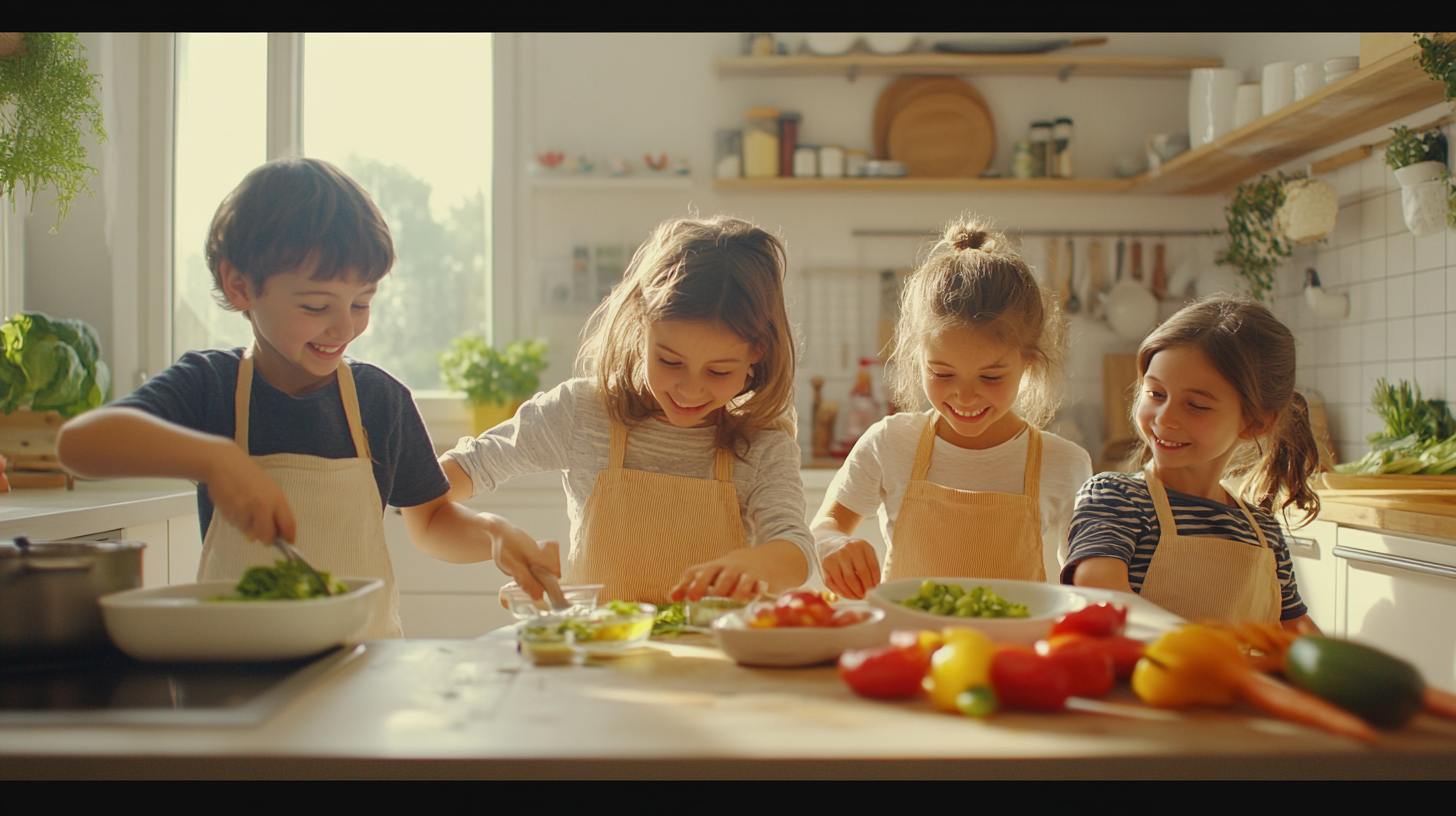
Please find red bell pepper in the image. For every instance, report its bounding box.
[1049,602,1128,639]
[1035,636,1115,698]
[989,645,1070,711]
[838,630,935,699]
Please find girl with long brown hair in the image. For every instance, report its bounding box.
[441,215,810,605]
[1065,295,1320,630]
[813,215,1092,598]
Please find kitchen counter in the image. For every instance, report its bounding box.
[0,478,195,542]
[5,600,1456,779]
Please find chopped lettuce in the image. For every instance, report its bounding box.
[215,559,346,600]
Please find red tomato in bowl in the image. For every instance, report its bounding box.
[774,591,835,627]
[830,609,870,627]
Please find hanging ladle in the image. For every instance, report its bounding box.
[1064,238,1081,314]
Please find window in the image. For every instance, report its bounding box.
[172,33,492,392]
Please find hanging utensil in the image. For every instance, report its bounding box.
[1088,240,1106,314]
[1065,238,1081,313]
[1151,242,1168,300]
[1045,238,1060,291]
[1129,238,1144,282]
[1115,237,1126,283]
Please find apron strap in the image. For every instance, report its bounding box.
[235,347,368,460]
[335,362,371,461]
[1222,484,1272,550]
[713,446,735,482]
[609,419,628,469]
[1142,466,1181,539]
[1022,427,1043,500]
[235,350,255,451]
[909,414,938,481]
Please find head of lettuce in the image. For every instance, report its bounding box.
[0,312,110,417]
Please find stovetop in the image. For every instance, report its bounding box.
[0,645,363,727]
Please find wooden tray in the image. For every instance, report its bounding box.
[886,93,995,177]
[873,76,990,159]
[1316,473,1456,491]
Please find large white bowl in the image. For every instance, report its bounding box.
[867,578,1087,645]
[100,578,383,662]
[712,608,889,667]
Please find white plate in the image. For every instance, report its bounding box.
[100,579,383,662]
[712,608,890,667]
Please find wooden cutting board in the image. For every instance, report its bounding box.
[1317,473,1456,491]
[886,92,995,177]
[873,76,991,159]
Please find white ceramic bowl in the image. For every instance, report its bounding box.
[100,578,382,662]
[867,578,1086,645]
[1104,278,1159,340]
[712,608,889,667]
[864,33,916,55]
[804,33,857,56]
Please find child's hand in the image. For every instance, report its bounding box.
[670,548,780,603]
[490,521,561,600]
[204,445,297,544]
[818,535,881,600]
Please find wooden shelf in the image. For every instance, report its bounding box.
[715,53,1222,80]
[1130,42,1448,195]
[531,174,691,190]
[712,177,1135,193]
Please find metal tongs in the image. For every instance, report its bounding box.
[272,537,334,597]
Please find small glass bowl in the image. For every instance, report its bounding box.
[571,602,656,656]
[686,596,747,628]
[502,583,604,620]
[517,620,584,667]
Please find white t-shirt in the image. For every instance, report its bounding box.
[820,410,1093,581]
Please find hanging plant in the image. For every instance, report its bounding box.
[1384,124,1447,171]
[1217,171,1299,302]
[0,32,107,228]
[1415,33,1456,102]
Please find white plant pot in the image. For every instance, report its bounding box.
[1393,160,1447,188]
[1401,180,1449,236]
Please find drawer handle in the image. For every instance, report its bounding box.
[1333,545,1456,581]
[1287,535,1318,554]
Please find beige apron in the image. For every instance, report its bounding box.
[563,419,747,604]
[1138,467,1282,626]
[882,415,1046,582]
[197,350,401,638]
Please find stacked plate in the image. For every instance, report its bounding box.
[874,77,995,178]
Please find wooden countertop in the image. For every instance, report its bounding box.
[5,622,1456,779]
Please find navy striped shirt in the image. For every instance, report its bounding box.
[1060,472,1307,620]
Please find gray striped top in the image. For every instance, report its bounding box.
[1060,471,1307,620]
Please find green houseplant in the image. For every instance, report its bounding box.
[1385,125,1451,236]
[1415,32,1456,102]
[1217,172,1299,302]
[0,32,107,228]
[439,336,548,435]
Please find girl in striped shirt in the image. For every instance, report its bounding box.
[1064,296,1320,630]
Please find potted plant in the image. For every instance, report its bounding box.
[1217,172,1299,302]
[0,33,106,228]
[0,311,111,487]
[439,336,549,436]
[1385,124,1450,236]
[1415,32,1456,103]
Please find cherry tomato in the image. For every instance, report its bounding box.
[838,637,933,699]
[746,603,778,628]
[774,591,835,627]
[1049,602,1128,639]
[989,645,1070,711]
[1036,636,1115,698]
[830,609,870,627]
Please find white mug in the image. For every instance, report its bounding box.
[1234,83,1262,129]
[1262,61,1297,115]
[1189,68,1243,148]
[1294,61,1325,101]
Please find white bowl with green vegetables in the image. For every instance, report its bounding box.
[101,569,382,662]
[866,578,1087,645]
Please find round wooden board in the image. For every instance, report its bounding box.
[886,92,996,177]
[873,76,991,159]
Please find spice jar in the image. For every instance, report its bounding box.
[715,129,743,179]
[818,145,845,178]
[743,107,780,178]
[1053,118,1074,178]
[844,150,869,177]
[1011,141,1035,179]
[793,145,819,178]
[1029,121,1052,178]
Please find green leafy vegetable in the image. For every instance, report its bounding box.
[0,311,110,417]
[215,559,347,600]
[1416,32,1456,102]
[900,581,1029,619]
[652,601,687,635]
[1383,124,1448,171]
[1334,379,1456,475]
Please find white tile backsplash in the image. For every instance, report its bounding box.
[1273,123,1456,464]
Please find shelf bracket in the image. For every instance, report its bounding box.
[1058,64,1076,82]
[846,63,858,84]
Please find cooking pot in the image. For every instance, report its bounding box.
[0,537,144,663]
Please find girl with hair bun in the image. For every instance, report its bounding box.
[1065,296,1319,631]
[812,215,1092,598]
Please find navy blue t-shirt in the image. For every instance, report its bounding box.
[113,348,450,539]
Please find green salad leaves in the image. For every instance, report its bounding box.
[1334,379,1456,475]
[216,559,347,601]
[0,311,110,417]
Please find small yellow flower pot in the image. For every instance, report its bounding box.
[472,401,524,437]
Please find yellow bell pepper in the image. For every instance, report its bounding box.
[925,628,995,712]
[1131,624,1243,708]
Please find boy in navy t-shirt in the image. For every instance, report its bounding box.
[57,158,501,636]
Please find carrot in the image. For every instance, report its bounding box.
[1234,671,1381,745]
[1426,686,1456,721]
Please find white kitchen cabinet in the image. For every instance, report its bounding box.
[1334,527,1456,693]
[1284,519,1339,633]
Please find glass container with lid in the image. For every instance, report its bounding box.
[743,107,780,178]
